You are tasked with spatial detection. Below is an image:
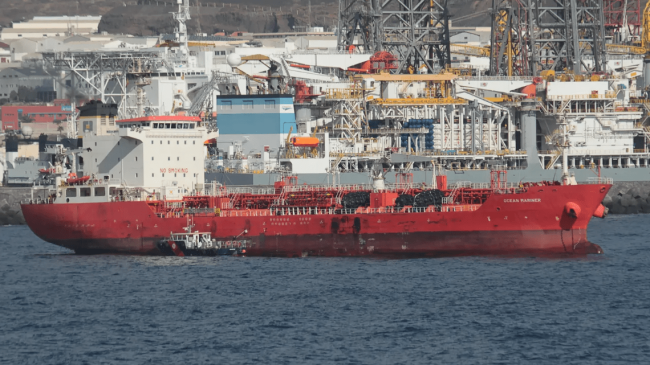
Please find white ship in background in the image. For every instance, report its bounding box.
[7,0,650,187]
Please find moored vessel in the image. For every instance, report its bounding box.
[20,113,611,257]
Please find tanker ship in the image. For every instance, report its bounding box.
[20,114,611,257]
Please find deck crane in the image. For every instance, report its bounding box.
[187,71,221,116]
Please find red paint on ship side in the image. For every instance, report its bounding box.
[21,183,610,257]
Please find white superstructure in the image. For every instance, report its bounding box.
[77,115,217,191]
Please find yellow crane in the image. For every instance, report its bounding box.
[643,1,650,52]
[449,44,491,58]
[284,126,295,159]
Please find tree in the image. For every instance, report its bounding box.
[57,125,65,135]
[16,86,38,102]
[19,115,33,124]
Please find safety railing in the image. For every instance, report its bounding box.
[546,91,617,101]
[585,177,614,185]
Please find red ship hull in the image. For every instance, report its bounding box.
[21,184,610,257]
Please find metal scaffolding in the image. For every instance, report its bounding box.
[532,0,606,75]
[489,0,607,76]
[337,0,381,54]
[41,51,162,118]
[490,0,534,76]
[603,0,642,37]
[327,87,366,142]
[337,0,451,74]
[381,0,451,73]
[367,99,514,153]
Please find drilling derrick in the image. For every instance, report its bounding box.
[532,0,606,75]
[337,0,381,54]
[603,0,642,39]
[380,0,452,73]
[338,0,451,74]
[490,0,534,76]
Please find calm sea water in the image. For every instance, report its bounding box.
[1,216,650,364]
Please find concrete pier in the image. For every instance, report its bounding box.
[602,182,650,215]
[0,187,30,225]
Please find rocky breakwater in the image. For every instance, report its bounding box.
[0,187,31,225]
[602,182,650,214]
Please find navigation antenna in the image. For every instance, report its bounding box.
[195,0,202,36]
[172,0,191,54]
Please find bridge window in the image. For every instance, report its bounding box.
[265,100,275,109]
[94,187,106,196]
[221,101,232,110]
[66,188,77,197]
[80,188,91,197]
[243,100,253,110]
[183,123,189,129]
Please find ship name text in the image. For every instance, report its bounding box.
[503,198,542,203]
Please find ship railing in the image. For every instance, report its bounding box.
[469,183,490,189]
[449,181,473,189]
[264,205,482,216]
[457,75,535,82]
[584,177,614,185]
[220,209,273,218]
[185,208,217,215]
[546,92,617,101]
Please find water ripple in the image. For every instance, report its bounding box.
[1,216,650,364]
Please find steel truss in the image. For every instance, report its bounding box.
[41,51,162,118]
[337,0,382,54]
[337,0,451,73]
[603,0,642,37]
[532,0,606,75]
[490,0,535,76]
[489,0,607,76]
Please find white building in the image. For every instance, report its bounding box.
[1,16,102,41]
